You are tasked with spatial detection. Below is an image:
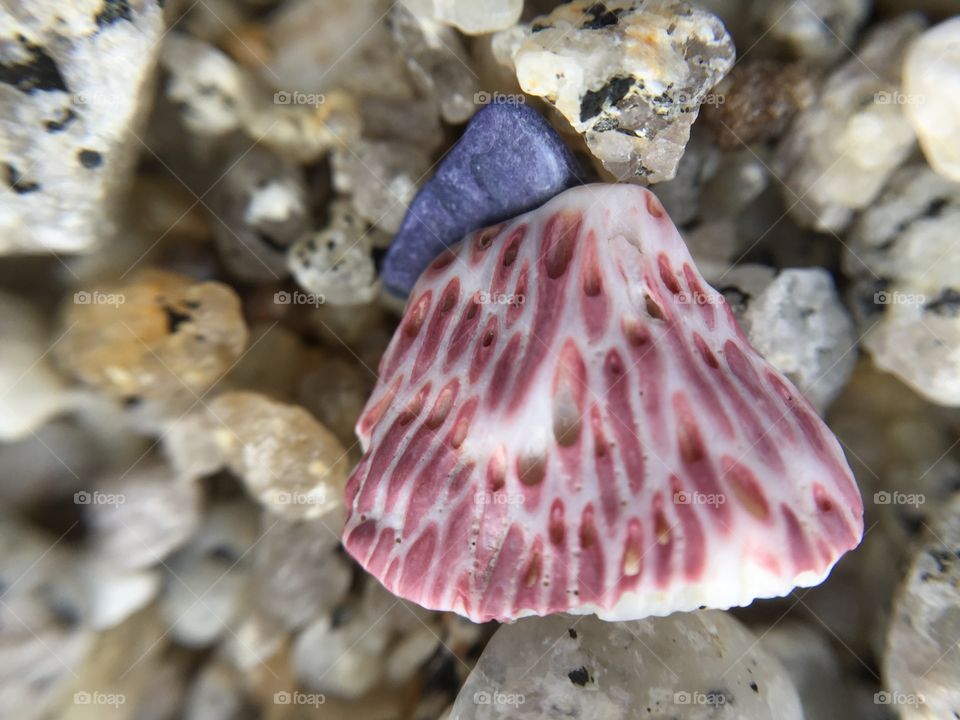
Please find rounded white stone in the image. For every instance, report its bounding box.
[884,495,960,719]
[451,611,803,719]
[903,18,960,181]
[402,0,523,35]
[744,268,857,412]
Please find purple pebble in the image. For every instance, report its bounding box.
[381,102,582,296]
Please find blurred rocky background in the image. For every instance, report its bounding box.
[0,0,959,718]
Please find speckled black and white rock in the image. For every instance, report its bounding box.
[0,1,164,253]
[844,162,960,287]
[450,611,803,719]
[160,33,248,137]
[845,163,960,405]
[903,17,960,182]
[390,5,479,124]
[494,0,735,183]
[742,268,856,412]
[774,15,924,232]
[207,146,308,283]
[287,199,382,305]
[884,494,960,720]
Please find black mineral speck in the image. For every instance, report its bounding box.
[893,196,950,235]
[95,0,133,28]
[163,306,192,333]
[78,149,103,169]
[750,681,759,693]
[568,666,590,686]
[707,689,733,706]
[568,628,578,639]
[331,603,351,628]
[582,2,622,30]
[5,163,41,195]
[421,647,460,698]
[719,286,750,314]
[923,197,948,219]
[45,108,77,133]
[925,288,960,318]
[579,75,634,123]
[256,232,286,252]
[927,548,954,573]
[0,43,68,94]
[592,116,620,132]
[209,543,240,564]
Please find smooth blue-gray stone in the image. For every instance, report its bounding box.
[381,103,582,296]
